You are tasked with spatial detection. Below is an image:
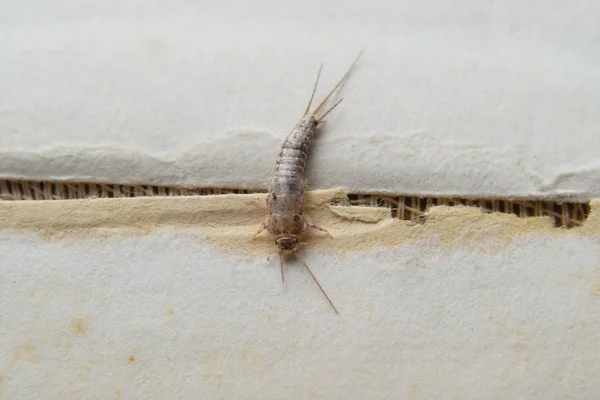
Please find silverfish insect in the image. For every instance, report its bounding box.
[253,52,363,314]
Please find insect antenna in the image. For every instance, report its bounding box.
[312,50,364,121]
[294,252,338,314]
[279,253,285,283]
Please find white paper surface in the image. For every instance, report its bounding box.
[1,230,600,399]
[2,2,600,399]
[1,1,599,198]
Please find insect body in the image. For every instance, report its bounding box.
[253,52,363,314]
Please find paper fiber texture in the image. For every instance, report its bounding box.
[1,191,600,399]
[1,0,599,199]
[2,189,599,253]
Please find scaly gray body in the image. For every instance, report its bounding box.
[266,115,318,251]
[253,52,363,314]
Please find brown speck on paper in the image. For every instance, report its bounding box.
[71,317,88,336]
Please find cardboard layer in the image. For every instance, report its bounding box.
[1,0,600,198]
[1,190,599,254]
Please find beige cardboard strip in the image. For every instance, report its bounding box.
[1,189,598,255]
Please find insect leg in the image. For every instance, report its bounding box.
[304,214,333,238]
[309,224,333,238]
[294,252,338,314]
[251,220,268,240]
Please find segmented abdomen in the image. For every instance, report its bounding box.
[270,115,318,197]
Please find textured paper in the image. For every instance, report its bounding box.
[1,192,600,399]
[1,1,599,199]
[2,189,599,253]
[2,1,600,398]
